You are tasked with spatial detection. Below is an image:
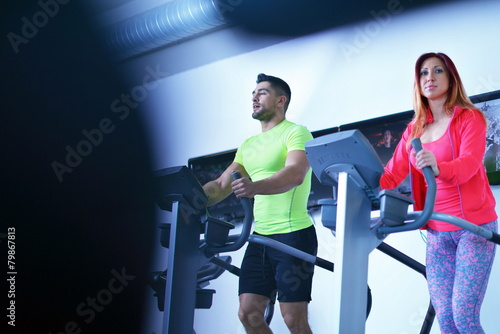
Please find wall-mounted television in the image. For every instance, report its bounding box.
[188,149,244,221]
[471,89,500,185]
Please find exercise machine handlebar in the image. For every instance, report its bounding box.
[378,138,500,245]
[410,137,438,230]
[206,171,254,254]
[429,212,500,244]
[378,137,436,236]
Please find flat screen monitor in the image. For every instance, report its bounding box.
[471,89,500,185]
[188,149,244,221]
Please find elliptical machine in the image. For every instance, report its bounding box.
[149,167,253,333]
[150,167,343,333]
[305,129,500,334]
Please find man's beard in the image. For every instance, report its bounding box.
[252,108,274,121]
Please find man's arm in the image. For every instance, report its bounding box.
[202,162,247,206]
[232,150,310,198]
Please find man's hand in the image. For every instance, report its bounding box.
[231,177,258,198]
[203,162,248,206]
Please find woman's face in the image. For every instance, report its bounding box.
[419,57,450,102]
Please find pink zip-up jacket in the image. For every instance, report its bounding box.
[380,106,497,230]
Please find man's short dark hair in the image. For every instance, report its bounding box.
[256,73,291,112]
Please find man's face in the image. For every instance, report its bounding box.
[384,130,392,142]
[251,81,281,121]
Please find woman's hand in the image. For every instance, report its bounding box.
[414,149,440,176]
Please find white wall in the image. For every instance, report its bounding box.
[134,0,500,333]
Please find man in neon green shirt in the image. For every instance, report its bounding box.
[203,73,317,334]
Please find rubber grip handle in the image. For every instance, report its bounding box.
[491,232,500,245]
[205,170,253,255]
[378,136,437,236]
[411,137,423,152]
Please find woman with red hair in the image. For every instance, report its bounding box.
[381,52,498,333]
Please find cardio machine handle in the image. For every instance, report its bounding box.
[379,139,500,244]
[409,137,437,228]
[206,171,254,254]
[378,137,437,236]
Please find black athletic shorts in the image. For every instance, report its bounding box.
[238,225,318,303]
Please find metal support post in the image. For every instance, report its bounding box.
[333,172,380,333]
[162,201,200,334]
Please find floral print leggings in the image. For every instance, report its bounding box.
[426,220,497,334]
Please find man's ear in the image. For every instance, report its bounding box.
[277,95,287,108]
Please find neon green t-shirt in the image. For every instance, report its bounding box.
[234,120,313,235]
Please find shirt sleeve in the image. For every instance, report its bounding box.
[286,125,313,152]
[233,142,245,165]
